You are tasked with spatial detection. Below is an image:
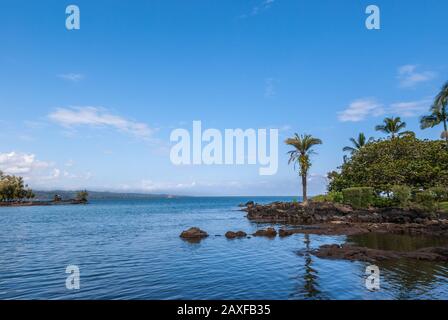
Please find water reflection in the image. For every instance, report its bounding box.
[347,232,448,299]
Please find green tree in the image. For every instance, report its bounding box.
[343,133,373,155]
[285,134,322,205]
[420,81,448,148]
[76,190,89,202]
[375,117,411,139]
[328,136,448,193]
[0,171,34,202]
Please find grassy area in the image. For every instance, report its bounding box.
[439,202,448,213]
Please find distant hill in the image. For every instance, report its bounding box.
[33,190,183,201]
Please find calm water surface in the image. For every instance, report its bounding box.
[0,197,447,300]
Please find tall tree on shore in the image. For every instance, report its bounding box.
[420,81,448,148]
[375,117,410,139]
[285,134,322,205]
[343,133,373,155]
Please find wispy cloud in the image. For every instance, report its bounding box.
[337,98,384,122]
[240,0,275,18]
[389,99,431,117]
[48,107,152,140]
[397,65,435,88]
[58,73,84,82]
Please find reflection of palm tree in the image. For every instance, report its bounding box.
[302,234,320,298]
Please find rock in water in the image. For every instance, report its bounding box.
[253,227,277,237]
[180,227,209,239]
[225,231,247,239]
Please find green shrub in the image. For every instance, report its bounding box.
[391,185,412,208]
[428,186,448,202]
[372,195,395,208]
[414,191,438,213]
[342,187,374,209]
[312,191,343,203]
[439,202,448,213]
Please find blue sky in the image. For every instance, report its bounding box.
[0,0,446,196]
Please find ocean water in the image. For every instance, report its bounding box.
[0,197,447,300]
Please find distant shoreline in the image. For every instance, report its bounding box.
[0,199,87,207]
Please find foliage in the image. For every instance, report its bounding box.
[0,170,34,202]
[390,185,412,208]
[439,202,448,213]
[428,186,448,202]
[414,191,438,213]
[342,187,374,209]
[76,190,89,202]
[285,133,322,204]
[375,117,411,138]
[371,195,395,208]
[420,81,448,147]
[328,137,448,193]
[343,133,373,155]
[312,191,343,203]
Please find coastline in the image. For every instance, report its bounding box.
[242,200,448,262]
[0,199,87,207]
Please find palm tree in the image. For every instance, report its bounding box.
[285,134,322,205]
[420,81,448,148]
[343,133,373,154]
[375,117,410,138]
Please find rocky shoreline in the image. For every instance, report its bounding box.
[243,201,448,262]
[179,201,448,261]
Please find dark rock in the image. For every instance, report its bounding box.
[312,243,448,262]
[253,227,277,237]
[180,227,208,240]
[279,228,303,237]
[225,231,247,239]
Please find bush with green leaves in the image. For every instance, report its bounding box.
[414,191,438,213]
[428,186,448,202]
[328,137,448,193]
[342,187,374,209]
[391,185,412,207]
[0,171,34,202]
[312,191,343,203]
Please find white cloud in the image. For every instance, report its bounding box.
[337,98,384,122]
[397,65,435,88]
[48,107,152,140]
[0,151,92,189]
[0,152,50,175]
[58,73,84,82]
[389,99,431,117]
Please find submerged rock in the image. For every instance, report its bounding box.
[180,227,209,240]
[225,231,247,239]
[253,227,277,237]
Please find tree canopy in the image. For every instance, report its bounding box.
[328,137,448,193]
[0,171,35,202]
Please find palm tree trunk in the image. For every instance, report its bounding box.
[443,116,448,149]
[302,173,308,204]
